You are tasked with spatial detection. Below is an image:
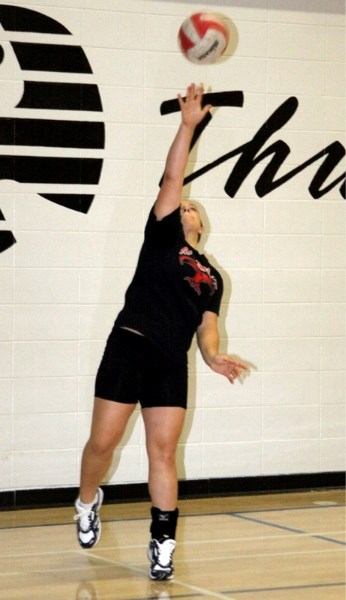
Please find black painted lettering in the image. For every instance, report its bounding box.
[162,93,345,200]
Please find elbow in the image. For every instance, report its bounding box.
[162,170,182,188]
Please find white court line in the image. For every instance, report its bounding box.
[86,550,235,600]
[0,547,342,577]
[0,545,232,600]
[5,524,343,542]
[171,578,234,600]
[1,529,344,560]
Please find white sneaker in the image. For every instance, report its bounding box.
[147,538,176,580]
[74,488,104,549]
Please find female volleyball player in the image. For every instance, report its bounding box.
[74,83,248,580]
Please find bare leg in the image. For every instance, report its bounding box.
[80,397,136,503]
[142,406,185,510]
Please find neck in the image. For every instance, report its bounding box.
[185,232,199,248]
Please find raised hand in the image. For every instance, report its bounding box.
[177,83,212,128]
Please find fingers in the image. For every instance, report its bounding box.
[227,360,251,385]
[214,355,249,384]
[187,83,196,100]
[189,83,204,100]
[203,103,213,114]
[177,93,184,110]
[227,367,243,383]
[228,368,240,382]
[227,373,235,384]
[219,355,248,370]
[177,83,212,126]
[226,357,249,372]
[180,83,207,104]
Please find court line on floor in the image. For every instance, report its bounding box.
[4,524,343,544]
[0,561,210,600]
[1,528,344,560]
[234,503,344,515]
[116,595,206,600]
[230,512,346,546]
[1,503,345,531]
[1,524,344,551]
[0,545,341,571]
[223,581,346,596]
[108,596,203,600]
[84,550,235,600]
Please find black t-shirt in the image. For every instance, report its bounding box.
[114,206,223,364]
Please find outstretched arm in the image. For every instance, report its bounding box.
[197,311,249,384]
[154,83,212,220]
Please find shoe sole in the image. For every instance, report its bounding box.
[149,570,174,581]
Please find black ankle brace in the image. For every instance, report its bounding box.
[150,506,179,541]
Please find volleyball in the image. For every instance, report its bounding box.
[178,12,229,65]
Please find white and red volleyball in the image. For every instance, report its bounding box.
[178,12,229,65]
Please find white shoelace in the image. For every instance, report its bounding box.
[74,506,95,531]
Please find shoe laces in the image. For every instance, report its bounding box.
[74,506,95,531]
[155,539,175,567]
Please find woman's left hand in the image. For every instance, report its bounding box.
[209,354,249,384]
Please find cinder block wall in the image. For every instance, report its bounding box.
[0,0,344,492]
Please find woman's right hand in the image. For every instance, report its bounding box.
[177,83,212,129]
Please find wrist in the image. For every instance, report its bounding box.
[205,353,217,367]
[181,121,196,133]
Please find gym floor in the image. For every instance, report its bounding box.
[1,488,345,599]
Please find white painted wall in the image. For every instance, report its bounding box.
[0,0,345,491]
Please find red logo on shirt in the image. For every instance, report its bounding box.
[179,254,217,296]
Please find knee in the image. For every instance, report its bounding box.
[86,435,116,458]
[148,442,177,467]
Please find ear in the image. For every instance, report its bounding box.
[197,222,203,243]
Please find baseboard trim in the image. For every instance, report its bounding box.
[1,471,344,511]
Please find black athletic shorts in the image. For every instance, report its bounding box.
[95,327,188,409]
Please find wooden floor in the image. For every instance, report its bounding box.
[1,489,345,599]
